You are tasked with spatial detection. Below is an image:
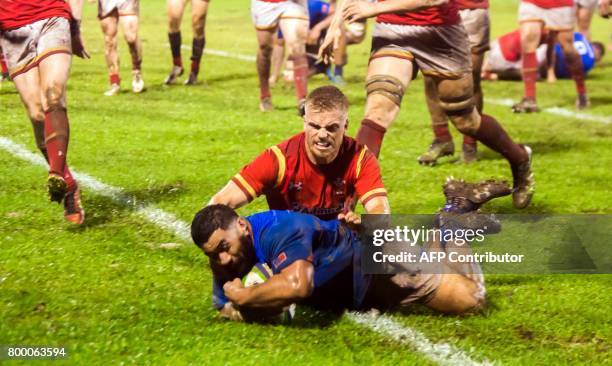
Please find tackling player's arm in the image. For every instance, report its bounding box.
[208,148,280,208]
[223,260,314,308]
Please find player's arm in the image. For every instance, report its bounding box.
[309,4,337,45]
[208,181,250,209]
[207,148,280,208]
[343,0,449,23]
[67,0,90,58]
[318,0,355,63]
[223,260,314,308]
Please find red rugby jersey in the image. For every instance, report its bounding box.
[376,0,460,26]
[456,0,489,10]
[521,0,574,9]
[498,29,549,62]
[232,132,387,220]
[0,0,72,31]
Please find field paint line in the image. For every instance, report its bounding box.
[486,98,611,124]
[0,136,490,366]
[0,137,191,242]
[348,311,492,366]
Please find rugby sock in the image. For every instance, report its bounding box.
[292,54,308,101]
[433,123,452,142]
[463,135,477,147]
[521,52,538,100]
[257,46,272,99]
[168,32,182,67]
[110,73,120,85]
[334,65,344,77]
[565,52,587,95]
[191,37,205,75]
[474,114,528,166]
[44,107,70,177]
[356,118,386,158]
[0,53,7,76]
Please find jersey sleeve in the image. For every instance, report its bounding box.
[212,277,229,310]
[231,148,280,201]
[354,148,387,206]
[265,224,314,273]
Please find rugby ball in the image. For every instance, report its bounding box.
[241,263,296,322]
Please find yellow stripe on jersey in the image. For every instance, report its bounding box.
[360,188,387,204]
[355,147,368,179]
[234,173,257,199]
[269,146,286,188]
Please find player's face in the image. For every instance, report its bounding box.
[202,218,256,278]
[303,108,348,165]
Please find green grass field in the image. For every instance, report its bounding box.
[1,0,611,364]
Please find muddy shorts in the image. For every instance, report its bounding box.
[518,1,576,31]
[459,8,490,54]
[98,0,139,19]
[0,16,71,79]
[251,0,308,30]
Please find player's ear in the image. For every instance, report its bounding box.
[236,217,248,232]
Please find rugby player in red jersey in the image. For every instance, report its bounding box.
[319,0,535,209]
[418,0,489,165]
[97,0,144,95]
[164,0,210,85]
[252,0,310,114]
[513,0,589,112]
[209,86,390,222]
[0,0,88,224]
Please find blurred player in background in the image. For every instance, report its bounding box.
[193,179,512,320]
[483,30,604,80]
[0,47,8,81]
[97,0,144,96]
[320,0,535,209]
[418,0,489,166]
[165,0,210,85]
[577,0,599,39]
[209,86,390,220]
[513,0,589,112]
[0,0,89,224]
[252,0,309,114]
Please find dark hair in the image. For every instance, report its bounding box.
[191,204,238,248]
[592,41,605,59]
[305,85,349,113]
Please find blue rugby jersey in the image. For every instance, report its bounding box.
[212,210,369,310]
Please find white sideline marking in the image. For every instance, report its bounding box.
[0,137,191,242]
[177,44,256,62]
[0,136,490,366]
[348,311,491,366]
[486,98,611,124]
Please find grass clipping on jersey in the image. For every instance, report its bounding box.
[240,263,296,323]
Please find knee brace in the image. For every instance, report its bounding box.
[365,74,405,107]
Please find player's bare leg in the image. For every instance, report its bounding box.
[557,29,589,109]
[279,17,309,115]
[577,5,594,40]
[184,0,209,85]
[354,56,413,157]
[165,0,187,84]
[255,28,275,112]
[513,21,542,113]
[419,77,455,166]
[100,13,121,96]
[430,74,534,208]
[119,14,144,92]
[269,35,285,85]
[0,49,9,81]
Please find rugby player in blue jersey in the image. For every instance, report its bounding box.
[191,179,512,321]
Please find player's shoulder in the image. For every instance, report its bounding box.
[274,132,305,156]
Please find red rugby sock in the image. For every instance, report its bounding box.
[0,53,7,75]
[110,73,120,85]
[356,118,387,158]
[44,107,70,177]
[292,54,308,101]
[473,114,527,166]
[463,135,477,146]
[565,52,587,95]
[433,124,452,142]
[190,37,205,74]
[521,52,538,100]
[168,32,182,67]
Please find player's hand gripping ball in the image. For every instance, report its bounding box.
[240,263,296,323]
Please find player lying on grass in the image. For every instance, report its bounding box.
[209,86,390,220]
[482,29,604,82]
[164,0,210,85]
[0,0,88,225]
[96,0,144,95]
[318,0,535,210]
[192,178,512,320]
